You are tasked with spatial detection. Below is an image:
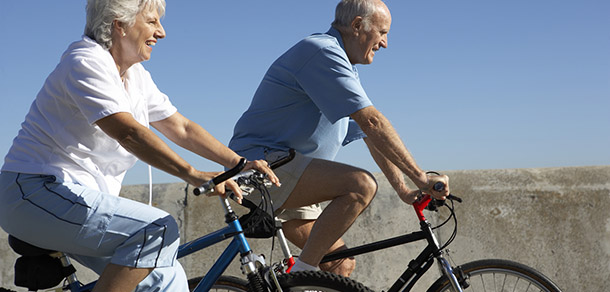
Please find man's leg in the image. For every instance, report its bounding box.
[280,159,377,268]
[282,219,355,277]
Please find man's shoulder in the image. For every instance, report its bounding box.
[300,32,341,51]
[280,32,344,64]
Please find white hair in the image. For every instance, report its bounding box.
[84,0,166,49]
[331,0,383,32]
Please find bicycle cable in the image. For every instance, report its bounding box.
[258,179,278,263]
[436,200,458,251]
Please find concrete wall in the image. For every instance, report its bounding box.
[1,165,608,291]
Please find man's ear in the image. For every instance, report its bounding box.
[350,16,363,35]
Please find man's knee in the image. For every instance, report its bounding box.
[350,170,378,205]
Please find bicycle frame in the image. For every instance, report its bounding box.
[178,197,262,292]
[318,194,463,292]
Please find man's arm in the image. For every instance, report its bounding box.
[364,137,420,204]
[351,106,448,198]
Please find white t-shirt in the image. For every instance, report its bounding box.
[2,36,177,195]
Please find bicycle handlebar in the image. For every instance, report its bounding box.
[193,158,248,196]
[193,150,296,198]
[433,181,445,192]
[432,181,463,203]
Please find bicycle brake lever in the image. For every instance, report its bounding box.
[448,194,463,203]
[427,195,462,210]
[426,198,444,211]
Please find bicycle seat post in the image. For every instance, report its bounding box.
[56,252,80,287]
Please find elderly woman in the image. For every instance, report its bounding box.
[0,0,278,291]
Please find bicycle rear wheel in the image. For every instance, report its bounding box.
[277,270,373,292]
[189,271,373,292]
[427,259,562,292]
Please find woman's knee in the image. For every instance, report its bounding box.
[112,215,181,268]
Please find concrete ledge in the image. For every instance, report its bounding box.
[1,166,608,291]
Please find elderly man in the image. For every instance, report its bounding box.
[229,0,449,276]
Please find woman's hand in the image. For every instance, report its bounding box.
[189,159,280,204]
[243,159,281,187]
[188,171,244,203]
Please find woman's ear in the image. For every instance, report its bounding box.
[113,20,126,37]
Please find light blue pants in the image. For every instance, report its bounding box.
[0,172,188,291]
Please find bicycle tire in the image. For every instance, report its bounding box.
[188,275,249,292]
[277,270,373,292]
[427,259,562,292]
[189,271,373,292]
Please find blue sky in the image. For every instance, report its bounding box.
[1,1,608,186]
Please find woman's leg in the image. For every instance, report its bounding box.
[0,172,187,291]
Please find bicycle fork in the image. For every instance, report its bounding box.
[436,256,463,292]
[422,221,464,292]
[239,224,290,292]
[239,243,286,292]
[220,197,284,292]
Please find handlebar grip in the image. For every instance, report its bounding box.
[432,182,462,202]
[193,158,248,196]
[433,181,445,192]
[269,149,296,169]
[448,194,463,203]
[193,181,212,196]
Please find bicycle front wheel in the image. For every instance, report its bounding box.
[427,259,562,292]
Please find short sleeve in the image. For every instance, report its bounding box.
[295,46,372,124]
[343,118,367,146]
[139,68,177,122]
[64,57,130,124]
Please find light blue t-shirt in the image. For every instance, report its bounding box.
[229,28,372,161]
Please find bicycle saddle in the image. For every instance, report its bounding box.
[8,235,57,256]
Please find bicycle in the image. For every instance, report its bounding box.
[215,170,564,292]
[1,157,372,292]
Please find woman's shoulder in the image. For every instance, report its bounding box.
[60,36,112,66]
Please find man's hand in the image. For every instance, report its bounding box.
[421,174,450,200]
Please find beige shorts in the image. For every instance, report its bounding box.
[243,150,322,223]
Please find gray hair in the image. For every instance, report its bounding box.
[84,0,166,49]
[331,0,382,32]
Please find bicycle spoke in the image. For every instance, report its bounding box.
[500,273,507,291]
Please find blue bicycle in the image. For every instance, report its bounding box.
[1,158,372,292]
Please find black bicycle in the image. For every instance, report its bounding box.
[212,163,563,292]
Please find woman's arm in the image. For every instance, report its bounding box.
[150,112,242,169]
[96,112,211,186]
